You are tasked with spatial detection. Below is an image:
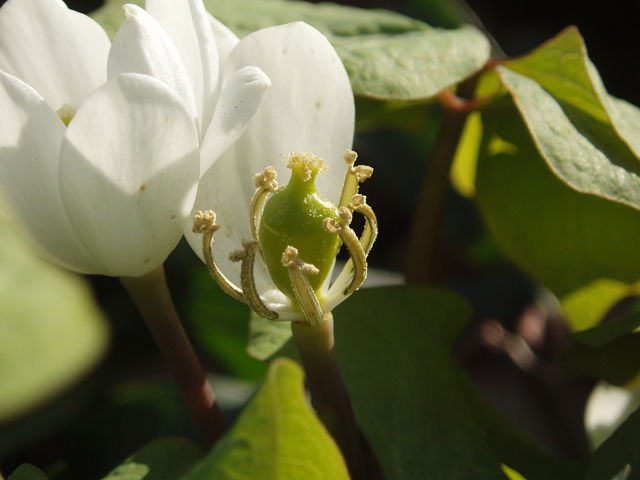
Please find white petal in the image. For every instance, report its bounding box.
[146,0,218,135]
[0,69,102,273]
[58,73,200,277]
[107,4,198,126]
[185,22,354,293]
[207,14,240,73]
[200,66,270,175]
[0,0,110,110]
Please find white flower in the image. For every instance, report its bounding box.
[0,0,270,277]
[185,21,363,322]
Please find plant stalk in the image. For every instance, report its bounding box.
[405,78,478,284]
[120,265,227,448]
[291,314,365,480]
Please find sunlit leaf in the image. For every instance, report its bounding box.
[561,279,639,332]
[182,359,349,480]
[476,70,640,298]
[0,214,109,422]
[451,111,483,197]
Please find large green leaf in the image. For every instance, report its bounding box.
[102,437,204,480]
[0,214,109,422]
[333,286,508,480]
[332,24,490,100]
[182,358,349,480]
[475,69,640,298]
[92,0,490,100]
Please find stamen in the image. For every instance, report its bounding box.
[339,150,373,208]
[230,239,279,321]
[349,194,378,257]
[322,207,367,296]
[281,246,325,326]
[193,210,245,303]
[250,167,278,255]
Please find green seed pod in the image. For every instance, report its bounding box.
[259,152,341,306]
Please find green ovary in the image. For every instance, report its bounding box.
[259,160,341,306]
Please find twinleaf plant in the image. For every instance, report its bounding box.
[1,0,639,479]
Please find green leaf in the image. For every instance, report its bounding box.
[102,437,204,480]
[561,279,639,332]
[7,465,49,480]
[505,28,640,177]
[502,465,528,480]
[611,465,632,480]
[0,214,109,422]
[572,306,640,347]
[334,286,509,480]
[451,111,483,197]
[182,358,349,480]
[332,24,490,100]
[476,69,640,298]
[246,313,293,362]
[587,403,640,480]
[560,333,640,386]
[183,267,266,380]
[92,0,490,100]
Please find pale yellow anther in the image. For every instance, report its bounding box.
[253,166,278,191]
[350,194,366,209]
[344,150,358,166]
[281,246,320,275]
[193,210,220,234]
[284,151,328,181]
[354,165,374,182]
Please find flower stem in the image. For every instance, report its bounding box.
[291,314,365,480]
[405,77,478,284]
[120,266,227,448]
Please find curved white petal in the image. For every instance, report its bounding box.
[0,0,110,110]
[146,0,218,135]
[59,73,200,277]
[207,14,240,74]
[0,69,101,273]
[200,66,270,175]
[107,4,198,126]
[185,22,354,295]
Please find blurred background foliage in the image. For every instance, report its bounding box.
[2,0,640,479]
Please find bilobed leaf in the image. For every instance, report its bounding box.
[181,359,349,480]
[0,213,109,422]
[332,24,490,100]
[102,437,204,480]
[506,28,640,178]
[334,286,509,480]
[7,465,49,480]
[475,69,640,298]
